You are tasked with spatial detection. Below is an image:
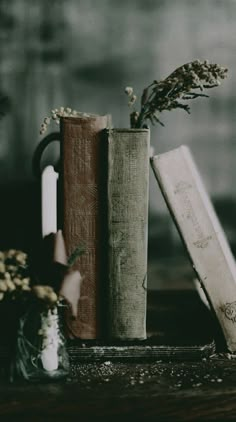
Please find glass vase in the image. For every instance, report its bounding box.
[14,303,70,381]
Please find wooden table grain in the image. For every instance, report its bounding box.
[0,358,236,421]
[0,290,234,421]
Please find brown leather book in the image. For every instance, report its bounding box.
[60,115,110,339]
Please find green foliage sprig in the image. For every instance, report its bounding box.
[67,244,86,267]
[125,60,228,128]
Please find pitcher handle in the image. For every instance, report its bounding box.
[32,132,60,179]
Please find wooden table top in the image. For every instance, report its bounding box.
[0,290,235,421]
[0,357,236,421]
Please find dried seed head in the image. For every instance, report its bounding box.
[128,95,137,107]
[44,117,51,125]
[125,86,133,96]
[21,285,31,291]
[125,59,228,128]
[6,279,16,291]
[13,278,22,286]
[0,280,7,292]
[4,272,11,280]
[0,262,5,273]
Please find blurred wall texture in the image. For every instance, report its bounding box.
[0,0,235,257]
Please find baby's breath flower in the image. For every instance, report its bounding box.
[39,106,86,134]
[128,95,137,107]
[0,280,7,292]
[32,285,58,305]
[0,249,32,302]
[7,265,17,273]
[13,278,22,286]
[0,262,5,273]
[15,252,27,265]
[125,86,133,96]
[22,277,30,286]
[4,272,11,280]
[48,292,58,303]
[6,249,16,258]
[21,284,31,291]
[32,285,45,299]
[6,279,16,291]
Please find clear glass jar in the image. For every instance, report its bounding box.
[14,303,70,381]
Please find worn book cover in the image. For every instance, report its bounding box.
[151,145,236,352]
[107,129,150,340]
[61,115,110,339]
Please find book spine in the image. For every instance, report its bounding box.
[151,145,236,352]
[107,129,150,340]
[61,115,109,339]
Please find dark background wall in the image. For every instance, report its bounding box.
[0,0,235,286]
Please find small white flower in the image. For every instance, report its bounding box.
[128,95,137,106]
[0,262,5,273]
[0,280,7,292]
[6,279,16,291]
[21,285,31,291]
[13,278,22,286]
[125,86,133,96]
[22,277,30,285]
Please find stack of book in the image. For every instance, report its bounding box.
[61,117,149,341]
[60,115,236,352]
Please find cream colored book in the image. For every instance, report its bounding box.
[151,145,236,352]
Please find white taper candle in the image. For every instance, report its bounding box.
[41,165,58,238]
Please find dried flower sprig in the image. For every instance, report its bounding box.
[0,249,59,307]
[32,285,58,305]
[39,107,90,135]
[125,60,228,128]
[0,249,30,301]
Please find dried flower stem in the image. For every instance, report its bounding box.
[39,107,91,135]
[125,60,228,128]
